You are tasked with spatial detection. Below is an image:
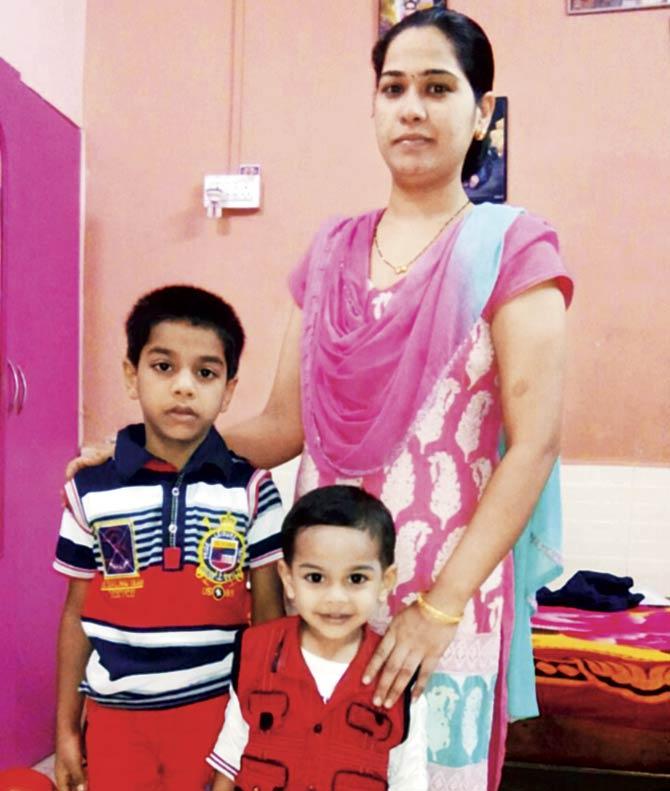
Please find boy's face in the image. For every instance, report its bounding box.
[278,525,396,657]
[123,320,237,468]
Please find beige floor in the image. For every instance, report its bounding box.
[32,754,55,781]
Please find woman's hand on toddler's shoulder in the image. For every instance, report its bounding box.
[363,599,459,709]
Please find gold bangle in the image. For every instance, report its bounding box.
[416,592,462,625]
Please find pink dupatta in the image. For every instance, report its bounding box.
[300,202,523,477]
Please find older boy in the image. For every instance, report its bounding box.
[54,285,284,791]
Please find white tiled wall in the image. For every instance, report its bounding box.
[271,456,300,509]
[271,459,670,596]
[558,463,670,595]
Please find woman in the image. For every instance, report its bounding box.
[226,10,571,788]
[74,9,572,789]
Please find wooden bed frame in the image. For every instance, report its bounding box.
[504,715,670,790]
[501,761,670,791]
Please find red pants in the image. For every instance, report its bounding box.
[85,695,228,791]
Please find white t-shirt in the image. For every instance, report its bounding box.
[208,646,429,791]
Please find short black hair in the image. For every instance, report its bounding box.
[372,7,495,180]
[282,485,395,569]
[125,285,245,379]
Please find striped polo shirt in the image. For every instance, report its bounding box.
[54,424,283,710]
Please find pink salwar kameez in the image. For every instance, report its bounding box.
[290,204,573,790]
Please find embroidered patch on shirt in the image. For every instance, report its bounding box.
[96,519,144,596]
[197,513,247,599]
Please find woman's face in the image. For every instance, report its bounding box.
[374,26,492,190]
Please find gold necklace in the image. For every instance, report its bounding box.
[373,198,471,276]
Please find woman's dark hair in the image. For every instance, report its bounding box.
[372,7,495,180]
[282,485,395,569]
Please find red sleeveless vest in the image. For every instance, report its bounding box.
[232,616,410,791]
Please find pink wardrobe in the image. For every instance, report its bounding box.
[0,59,80,767]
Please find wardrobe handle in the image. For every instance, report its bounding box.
[6,359,19,414]
[16,363,28,414]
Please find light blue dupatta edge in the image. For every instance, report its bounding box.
[455,203,564,721]
[451,202,524,316]
[507,456,563,720]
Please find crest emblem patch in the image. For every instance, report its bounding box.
[197,513,247,597]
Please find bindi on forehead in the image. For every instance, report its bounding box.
[378,68,461,90]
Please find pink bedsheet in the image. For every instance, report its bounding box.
[531,605,670,651]
[530,605,670,729]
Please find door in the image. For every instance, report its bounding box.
[0,58,80,768]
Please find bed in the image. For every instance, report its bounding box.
[505,605,670,777]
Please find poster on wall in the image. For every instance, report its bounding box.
[463,97,507,205]
[379,0,447,35]
[567,0,669,13]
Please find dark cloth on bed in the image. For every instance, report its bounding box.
[537,570,644,611]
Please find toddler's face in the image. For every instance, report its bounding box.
[279,525,396,657]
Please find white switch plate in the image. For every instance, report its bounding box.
[203,172,261,210]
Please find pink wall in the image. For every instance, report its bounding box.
[83,0,670,464]
[82,0,386,441]
[456,2,670,463]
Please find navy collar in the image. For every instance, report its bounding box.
[114,423,233,481]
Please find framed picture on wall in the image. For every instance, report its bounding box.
[567,0,669,13]
[463,96,507,205]
[379,0,447,35]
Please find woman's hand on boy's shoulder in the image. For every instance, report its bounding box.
[65,441,115,479]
